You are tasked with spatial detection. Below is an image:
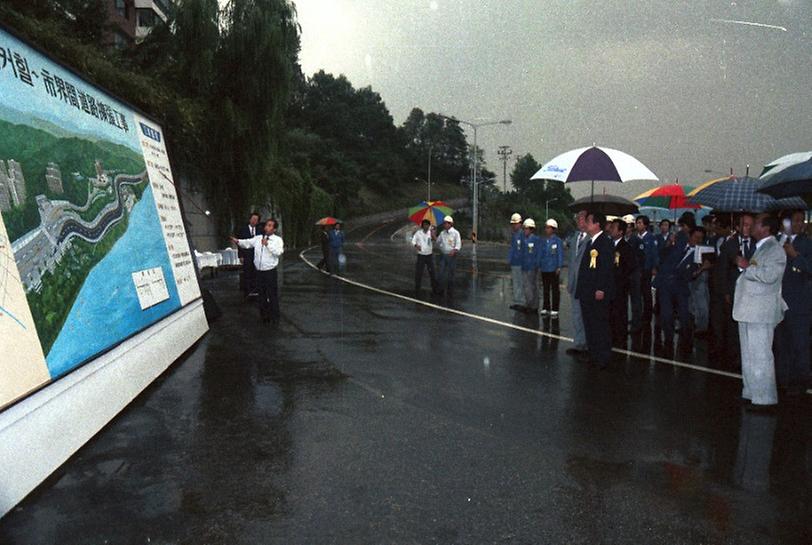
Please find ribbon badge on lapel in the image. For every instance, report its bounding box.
[590,249,598,269]
[614,251,620,266]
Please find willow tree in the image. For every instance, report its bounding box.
[211,0,300,228]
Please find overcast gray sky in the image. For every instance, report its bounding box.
[295,0,811,198]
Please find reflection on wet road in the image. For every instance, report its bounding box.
[1,222,810,544]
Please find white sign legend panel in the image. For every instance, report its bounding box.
[131,267,170,310]
[134,113,201,306]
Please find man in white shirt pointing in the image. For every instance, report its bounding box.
[231,218,284,325]
[412,219,437,294]
[436,215,462,297]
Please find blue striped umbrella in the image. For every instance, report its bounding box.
[689,176,806,212]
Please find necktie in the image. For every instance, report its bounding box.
[577,232,586,252]
[742,238,751,258]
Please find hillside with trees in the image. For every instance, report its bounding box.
[0,0,571,246]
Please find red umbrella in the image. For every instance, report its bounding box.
[634,184,701,210]
[315,216,342,226]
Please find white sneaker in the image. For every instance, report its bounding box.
[539,309,549,315]
[550,311,559,317]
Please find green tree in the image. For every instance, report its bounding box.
[510,153,543,196]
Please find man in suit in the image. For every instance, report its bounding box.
[565,209,589,356]
[609,219,635,348]
[716,213,755,366]
[775,210,812,396]
[237,212,261,297]
[654,226,709,348]
[733,214,787,409]
[575,211,616,368]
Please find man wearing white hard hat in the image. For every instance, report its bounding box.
[436,215,462,297]
[507,213,525,310]
[521,218,541,312]
[539,218,564,316]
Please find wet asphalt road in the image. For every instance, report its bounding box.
[1,222,810,544]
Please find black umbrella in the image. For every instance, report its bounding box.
[758,154,812,202]
[568,194,639,216]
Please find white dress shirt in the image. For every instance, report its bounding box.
[237,234,284,271]
[411,229,434,255]
[437,227,462,254]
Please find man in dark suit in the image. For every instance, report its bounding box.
[609,219,635,348]
[775,210,812,396]
[237,212,261,297]
[715,213,755,365]
[654,226,709,349]
[575,211,616,368]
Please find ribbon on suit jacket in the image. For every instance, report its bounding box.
[590,249,598,269]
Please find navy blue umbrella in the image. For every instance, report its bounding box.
[689,176,806,213]
[758,153,812,200]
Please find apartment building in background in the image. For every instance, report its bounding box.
[105,0,173,47]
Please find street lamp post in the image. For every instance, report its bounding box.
[438,114,511,264]
[427,144,433,201]
[545,197,558,222]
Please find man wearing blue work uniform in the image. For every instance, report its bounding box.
[521,218,541,313]
[654,226,709,349]
[327,223,345,274]
[655,219,673,264]
[539,218,564,317]
[507,213,525,310]
[632,215,659,332]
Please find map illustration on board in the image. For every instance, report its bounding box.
[0,27,200,409]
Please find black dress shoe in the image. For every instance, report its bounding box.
[565,347,585,355]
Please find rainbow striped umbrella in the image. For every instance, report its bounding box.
[408,200,454,226]
[634,183,701,210]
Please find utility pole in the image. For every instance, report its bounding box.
[497,145,513,192]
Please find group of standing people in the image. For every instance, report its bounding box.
[411,216,462,297]
[317,223,346,274]
[556,206,811,410]
[232,212,284,326]
[507,214,564,315]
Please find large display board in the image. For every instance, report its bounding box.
[0,26,201,410]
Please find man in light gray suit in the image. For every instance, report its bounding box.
[733,213,788,410]
[565,209,589,355]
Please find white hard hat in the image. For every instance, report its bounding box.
[510,213,522,224]
[545,218,558,229]
[622,214,636,224]
[523,218,536,229]
[443,215,454,224]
